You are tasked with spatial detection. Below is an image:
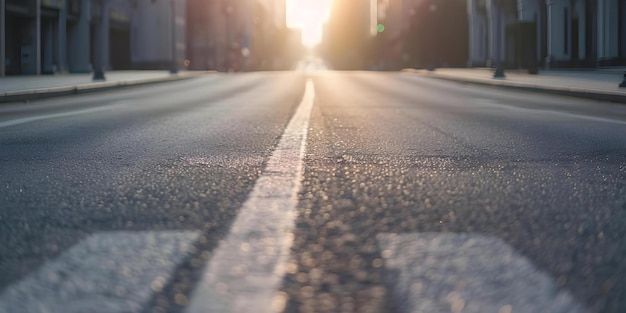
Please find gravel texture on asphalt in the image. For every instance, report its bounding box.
[2,72,626,313]
[0,73,305,310]
[281,73,626,313]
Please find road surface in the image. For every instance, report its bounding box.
[1,71,625,313]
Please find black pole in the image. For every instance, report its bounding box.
[493,63,505,78]
[620,71,626,88]
[93,68,105,80]
[170,0,178,74]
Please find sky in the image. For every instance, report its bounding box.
[286,0,333,47]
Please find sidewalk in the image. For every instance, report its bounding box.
[403,67,626,103]
[0,70,215,103]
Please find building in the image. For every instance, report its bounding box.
[2,0,91,75]
[379,0,467,69]
[0,0,187,76]
[541,0,625,67]
[0,0,295,75]
[185,0,215,70]
[251,0,294,70]
[185,0,292,72]
[322,0,375,69]
[96,0,134,71]
[374,0,426,69]
[467,0,513,68]
[259,0,285,29]
[467,0,489,67]
[132,0,186,70]
[0,0,137,76]
[185,0,253,72]
[467,0,626,70]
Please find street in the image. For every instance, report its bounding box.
[1,71,626,313]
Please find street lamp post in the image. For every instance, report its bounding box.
[170,0,178,74]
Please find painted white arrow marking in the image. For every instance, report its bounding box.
[0,231,200,313]
[378,233,587,313]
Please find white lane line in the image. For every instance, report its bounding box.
[473,98,626,125]
[0,231,200,313]
[378,233,587,313]
[185,80,315,313]
[0,104,122,129]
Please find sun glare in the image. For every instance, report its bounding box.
[287,0,332,47]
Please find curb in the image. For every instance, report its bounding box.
[0,71,216,104]
[403,69,626,104]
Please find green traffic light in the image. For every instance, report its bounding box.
[377,24,385,33]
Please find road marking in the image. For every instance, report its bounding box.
[0,103,123,129]
[377,233,586,313]
[0,231,200,313]
[473,98,626,125]
[185,80,315,313]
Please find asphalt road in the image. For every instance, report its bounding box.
[1,71,626,313]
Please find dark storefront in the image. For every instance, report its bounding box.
[5,0,36,75]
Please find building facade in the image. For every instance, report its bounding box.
[373,0,407,69]
[0,0,187,76]
[467,0,626,69]
[1,0,135,76]
[184,0,254,72]
[132,0,186,70]
[185,0,292,72]
[322,0,375,69]
[1,0,88,75]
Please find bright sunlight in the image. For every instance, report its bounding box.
[287,0,333,47]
